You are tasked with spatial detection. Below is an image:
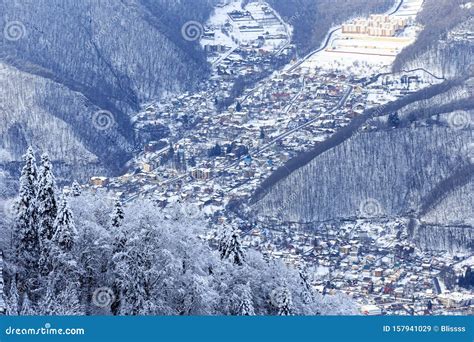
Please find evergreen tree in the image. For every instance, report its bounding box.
[53,284,83,315]
[71,181,82,197]
[36,153,58,276]
[36,153,57,242]
[459,266,474,288]
[111,198,124,229]
[115,229,159,315]
[13,147,40,293]
[37,283,55,315]
[52,196,77,253]
[168,145,175,158]
[388,112,400,128]
[218,227,245,266]
[427,300,432,311]
[20,294,35,315]
[6,280,19,315]
[238,284,255,316]
[47,225,82,316]
[236,101,242,112]
[111,230,127,315]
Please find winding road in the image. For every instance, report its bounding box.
[123,0,407,204]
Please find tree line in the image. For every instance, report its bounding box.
[2,148,356,316]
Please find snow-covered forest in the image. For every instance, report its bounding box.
[2,148,356,315]
[252,81,473,252]
[0,0,213,181]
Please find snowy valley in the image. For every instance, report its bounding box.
[0,0,473,317]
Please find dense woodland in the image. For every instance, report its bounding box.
[1,148,356,315]
[252,80,474,251]
[0,0,213,180]
[252,78,468,203]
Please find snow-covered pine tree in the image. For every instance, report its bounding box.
[218,227,245,265]
[71,181,82,197]
[37,281,55,315]
[52,195,77,252]
[6,279,19,315]
[47,193,83,311]
[36,153,57,242]
[20,294,35,315]
[111,198,124,229]
[36,153,58,276]
[13,147,40,290]
[238,284,255,316]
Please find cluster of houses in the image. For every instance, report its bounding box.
[80,0,472,316]
[241,220,474,315]
[86,45,440,227]
[90,65,370,207]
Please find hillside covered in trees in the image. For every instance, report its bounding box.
[393,0,473,77]
[251,73,474,252]
[0,148,356,315]
[0,0,214,181]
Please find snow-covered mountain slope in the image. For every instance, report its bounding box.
[0,0,213,180]
[252,124,472,221]
[250,77,474,251]
[414,174,474,252]
[394,2,473,77]
[248,1,474,252]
